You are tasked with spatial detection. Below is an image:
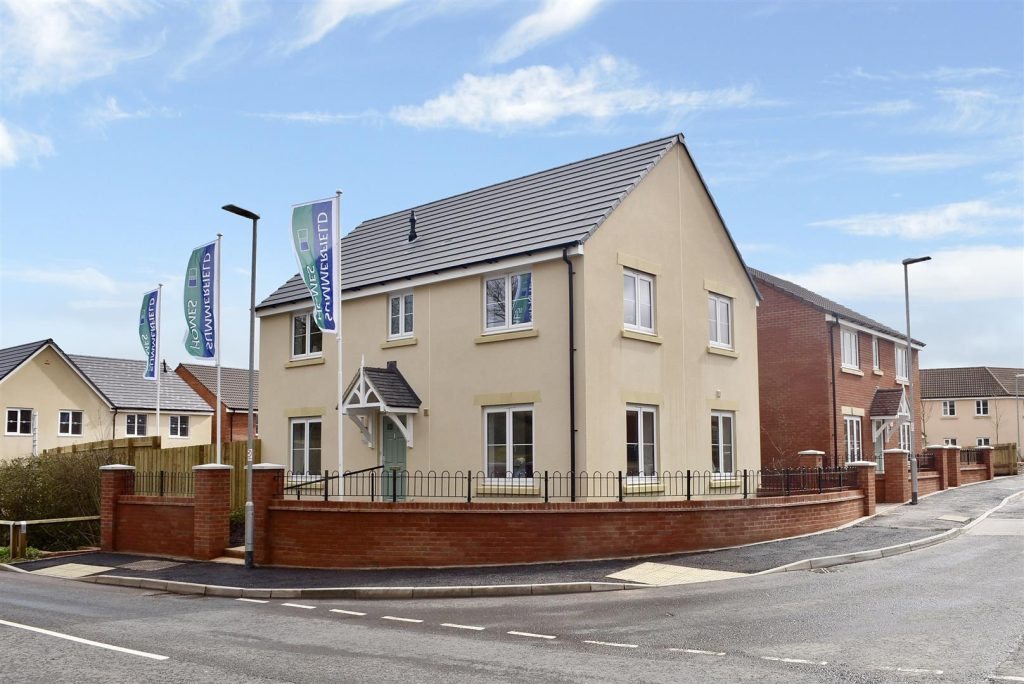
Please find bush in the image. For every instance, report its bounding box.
[0,546,41,563]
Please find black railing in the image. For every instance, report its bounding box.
[916,453,936,471]
[282,467,855,503]
[960,448,980,465]
[132,471,194,497]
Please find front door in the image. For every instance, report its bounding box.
[382,415,407,501]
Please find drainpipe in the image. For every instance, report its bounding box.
[562,246,577,501]
[828,315,840,467]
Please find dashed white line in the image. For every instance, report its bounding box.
[990,676,1024,682]
[235,598,268,603]
[330,609,367,617]
[762,656,828,665]
[282,603,316,610]
[0,618,169,661]
[583,640,638,649]
[877,666,944,675]
[669,648,726,656]
[441,623,485,631]
[508,630,557,640]
[382,616,423,623]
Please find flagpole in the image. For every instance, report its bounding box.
[156,283,162,446]
[336,191,344,497]
[215,233,223,464]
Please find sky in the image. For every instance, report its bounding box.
[1,0,1022,371]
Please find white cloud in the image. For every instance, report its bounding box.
[824,99,916,117]
[858,152,978,173]
[249,110,380,124]
[0,119,55,167]
[811,200,1021,239]
[842,66,1007,83]
[85,96,178,128]
[391,56,763,130]
[172,0,250,80]
[282,0,409,54]
[2,266,119,294]
[932,88,1018,135]
[487,0,603,64]
[0,0,160,96]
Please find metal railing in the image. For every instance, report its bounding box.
[282,467,855,503]
[960,447,980,465]
[916,453,936,471]
[132,471,195,497]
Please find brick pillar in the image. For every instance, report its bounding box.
[252,464,285,566]
[192,464,232,560]
[946,446,961,487]
[977,446,995,480]
[797,450,825,470]
[847,461,877,516]
[882,449,911,504]
[99,465,135,552]
[926,444,948,490]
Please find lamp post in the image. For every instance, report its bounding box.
[1015,373,1023,463]
[902,255,930,505]
[222,203,259,569]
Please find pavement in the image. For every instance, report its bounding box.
[5,474,1022,599]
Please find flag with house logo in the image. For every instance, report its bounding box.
[139,288,160,380]
[290,196,339,333]
[183,239,219,358]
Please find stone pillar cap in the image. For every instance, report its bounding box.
[847,460,878,466]
[193,463,233,471]
[99,464,136,471]
[252,463,287,470]
[975,445,994,450]
[797,450,826,455]
[883,448,910,454]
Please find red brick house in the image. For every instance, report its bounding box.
[750,269,924,470]
[175,363,259,444]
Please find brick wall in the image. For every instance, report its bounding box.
[115,497,195,557]
[917,472,941,497]
[960,466,988,484]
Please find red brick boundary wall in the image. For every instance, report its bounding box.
[874,446,996,504]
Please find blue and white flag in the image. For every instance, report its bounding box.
[290,197,339,333]
[139,288,160,380]
[183,239,218,358]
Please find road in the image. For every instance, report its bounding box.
[1,498,1022,683]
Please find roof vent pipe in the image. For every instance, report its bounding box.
[408,210,418,242]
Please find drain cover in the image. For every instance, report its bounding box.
[119,560,184,571]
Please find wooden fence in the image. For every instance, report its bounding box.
[42,437,261,510]
[991,443,1019,476]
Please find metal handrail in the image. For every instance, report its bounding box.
[343,465,385,477]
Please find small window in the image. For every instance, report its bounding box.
[290,417,322,473]
[484,405,533,479]
[292,311,323,359]
[708,293,733,349]
[844,416,863,462]
[711,410,736,474]
[388,292,414,339]
[5,408,32,435]
[871,337,880,370]
[976,437,990,446]
[840,329,859,369]
[895,344,909,381]
[941,400,956,417]
[126,414,148,436]
[899,422,912,452]
[623,269,655,333]
[484,272,533,332]
[169,415,190,438]
[58,410,84,436]
[626,405,657,478]
[975,400,989,416]
[944,437,958,446]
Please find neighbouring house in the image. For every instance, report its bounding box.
[256,134,763,488]
[176,363,260,443]
[750,269,924,471]
[921,367,1024,449]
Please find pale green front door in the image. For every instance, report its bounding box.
[382,416,407,501]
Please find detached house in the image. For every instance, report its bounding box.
[921,366,1023,449]
[256,135,762,488]
[751,269,924,470]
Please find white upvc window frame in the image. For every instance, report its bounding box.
[871,336,880,371]
[483,404,534,482]
[289,416,323,474]
[975,399,989,416]
[944,437,958,446]
[708,293,733,350]
[58,409,84,437]
[169,415,190,438]
[125,413,148,436]
[871,418,886,473]
[483,271,533,333]
[844,415,863,463]
[623,268,655,334]
[711,410,736,475]
[625,404,658,481]
[5,407,32,436]
[899,421,912,452]
[840,328,859,370]
[976,437,990,446]
[388,291,414,339]
[941,400,956,417]
[291,310,323,360]
[895,344,909,382]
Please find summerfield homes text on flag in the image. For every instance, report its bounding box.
[183,239,218,358]
[139,288,160,380]
[291,197,338,333]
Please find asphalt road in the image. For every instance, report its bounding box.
[1,499,1022,683]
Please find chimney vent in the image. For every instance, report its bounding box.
[408,210,418,242]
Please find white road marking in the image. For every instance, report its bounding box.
[330,609,366,617]
[762,656,828,665]
[235,598,268,604]
[990,676,1024,682]
[441,623,485,631]
[282,603,316,610]
[381,616,423,623]
[508,631,556,640]
[669,648,726,656]
[877,666,944,675]
[583,640,638,649]
[0,618,169,661]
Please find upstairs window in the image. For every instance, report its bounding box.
[388,292,414,339]
[623,269,655,333]
[58,410,83,436]
[944,437,958,446]
[292,311,323,359]
[484,272,532,332]
[126,413,147,436]
[708,293,733,349]
[170,415,190,438]
[871,337,880,370]
[840,328,859,369]
[5,408,32,435]
[895,344,909,381]
[977,437,990,446]
[941,400,956,417]
[975,399,989,416]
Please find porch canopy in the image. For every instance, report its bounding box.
[342,360,421,448]
[869,387,910,443]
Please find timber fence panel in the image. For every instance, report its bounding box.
[991,444,1018,476]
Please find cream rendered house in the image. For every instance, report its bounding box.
[921,367,1024,449]
[256,135,762,489]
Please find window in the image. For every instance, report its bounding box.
[126,414,147,436]
[292,311,323,359]
[840,328,859,369]
[388,292,414,339]
[711,410,736,474]
[895,345,909,381]
[58,410,83,436]
[844,416,862,462]
[5,408,32,435]
[975,400,989,416]
[484,405,533,479]
[941,400,956,417]
[899,422,912,452]
[872,419,886,473]
[169,415,190,438]
[623,269,655,333]
[626,406,657,478]
[484,272,532,332]
[290,417,322,473]
[871,337,880,371]
[944,438,958,446]
[977,437,990,446]
[708,293,733,349]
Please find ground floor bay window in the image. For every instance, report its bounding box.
[711,410,735,475]
[626,405,657,479]
[484,405,533,479]
[290,417,322,474]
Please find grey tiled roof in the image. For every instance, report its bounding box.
[749,268,924,345]
[179,363,259,411]
[0,339,50,381]
[258,135,759,312]
[347,361,421,409]
[869,388,905,418]
[70,355,212,412]
[920,367,1023,399]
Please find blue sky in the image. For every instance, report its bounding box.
[1,0,1022,370]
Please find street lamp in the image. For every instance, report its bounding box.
[1015,373,1023,464]
[222,203,259,569]
[902,255,930,505]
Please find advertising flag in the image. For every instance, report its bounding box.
[290,197,338,333]
[183,239,218,358]
[139,288,160,380]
